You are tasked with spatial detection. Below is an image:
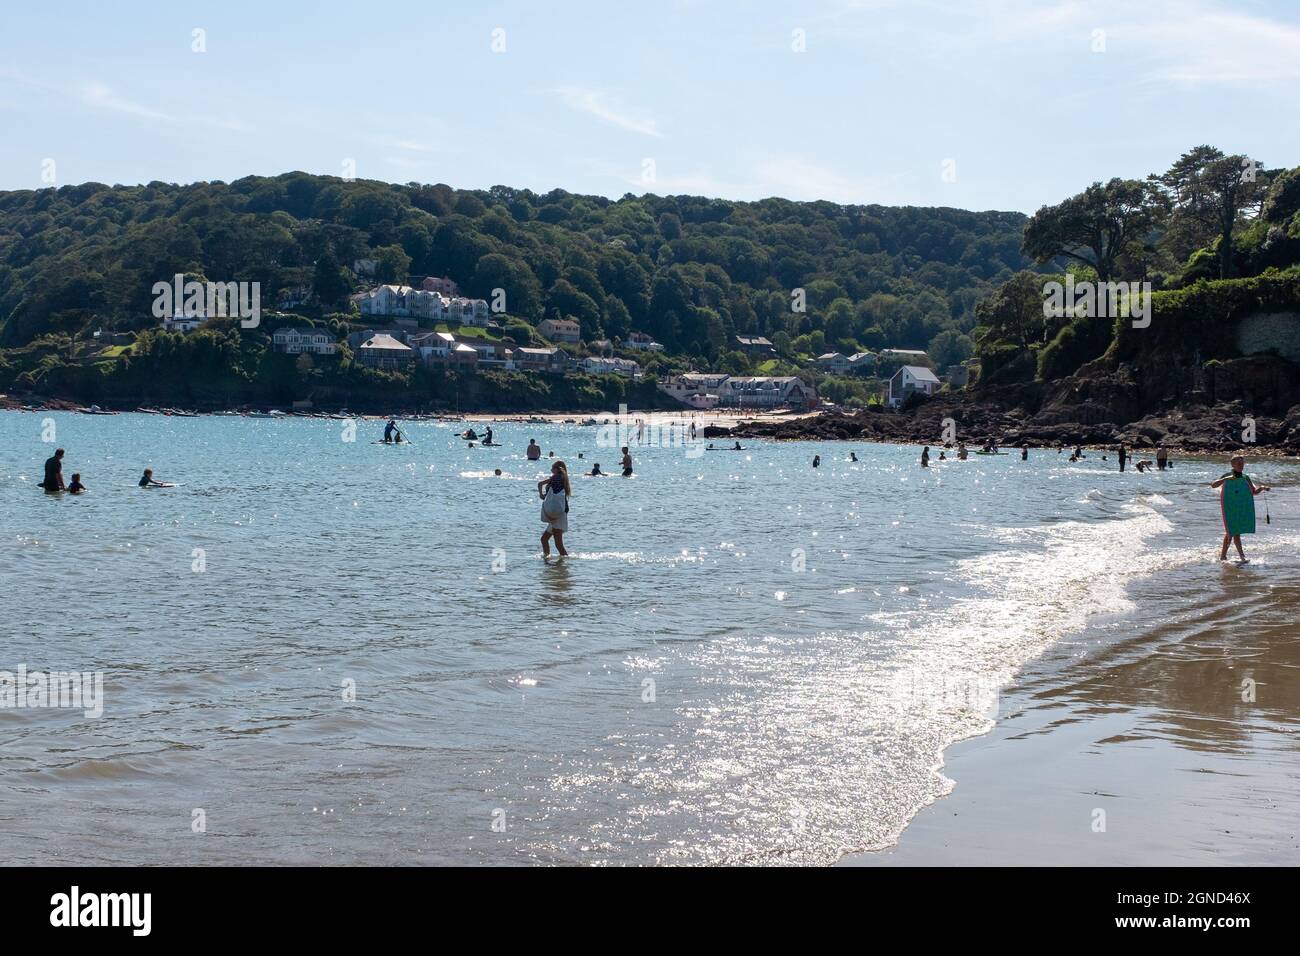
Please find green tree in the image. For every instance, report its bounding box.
[927,329,974,370]
[373,244,412,285]
[1152,146,1270,279]
[1023,178,1159,281]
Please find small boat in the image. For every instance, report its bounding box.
[80,405,117,415]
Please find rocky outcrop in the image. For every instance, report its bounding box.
[729,395,1300,455]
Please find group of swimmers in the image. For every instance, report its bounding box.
[37,447,169,494]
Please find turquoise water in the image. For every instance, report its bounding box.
[1,410,1296,865]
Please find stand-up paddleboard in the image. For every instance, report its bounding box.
[1220,473,1256,535]
[975,451,1008,456]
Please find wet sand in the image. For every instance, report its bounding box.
[845,568,1300,866]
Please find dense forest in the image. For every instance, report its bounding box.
[2,145,1296,414]
[0,172,1034,406]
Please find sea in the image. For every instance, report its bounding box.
[1,410,1296,865]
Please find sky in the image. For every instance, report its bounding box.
[1,0,1297,213]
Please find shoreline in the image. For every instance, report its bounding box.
[5,391,1298,455]
[4,404,1291,458]
[840,501,1300,867]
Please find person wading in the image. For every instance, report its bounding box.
[538,460,572,557]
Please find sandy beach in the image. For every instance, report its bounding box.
[845,563,1300,867]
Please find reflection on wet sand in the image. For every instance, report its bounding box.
[1020,578,1300,757]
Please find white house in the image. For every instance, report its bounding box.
[625,331,664,351]
[162,314,203,333]
[719,376,817,409]
[447,297,491,327]
[887,365,941,407]
[272,327,337,356]
[657,372,729,409]
[354,285,489,326]
[582,356,642,377]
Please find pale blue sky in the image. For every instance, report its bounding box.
[1,0,1297,212]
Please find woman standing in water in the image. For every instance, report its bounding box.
[538,460,572,557]
[1210,455,1269,563]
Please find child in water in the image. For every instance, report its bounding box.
[67,474,86,494]
[1211,455,1269,562]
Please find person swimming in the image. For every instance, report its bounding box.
[812,455,820,468]
[850,452,858,462]
[526,439,541,461]
[484,426,493,445]
[1135,460,1155,473]
[67,473,85,494]
[921,446,930,468]
[938,451,946,461]
[139,468,166,488]
[589,463,604,476]
[621,446,633,477]
[958,442,968,460]
[494,468,503,476]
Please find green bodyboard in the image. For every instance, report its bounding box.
[1220,473,1256,535]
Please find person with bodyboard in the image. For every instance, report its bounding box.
[1210,455,1270,563]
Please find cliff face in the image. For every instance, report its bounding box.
[1036,350,1299,426]
[731,304,1300,453]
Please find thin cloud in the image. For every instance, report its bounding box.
[1,69,250,131]
[552,86,665,138]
